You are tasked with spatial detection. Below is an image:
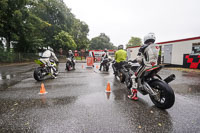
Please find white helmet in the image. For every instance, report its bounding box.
[144,32,156,44]
[68,50,72,53]
[48,47,54,52]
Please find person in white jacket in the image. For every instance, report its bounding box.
[40,47,59,78]
[99,48,109,71]
[128,33,159,100]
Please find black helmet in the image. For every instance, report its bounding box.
[118,45,123,50]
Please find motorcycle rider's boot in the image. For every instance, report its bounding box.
[50,68,57,79]
[128,88,138,101]
[51,74,57,79]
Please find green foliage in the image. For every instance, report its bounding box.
[0,50,39,63]
[54,31,77,51]
[126,37,142,48]
[89,33,116,50]
[30,0,89,52]
[71,20,89,50]
[0,0,90,55]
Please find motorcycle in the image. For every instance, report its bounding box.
[112,61,127,83]
[33,59,59,81]
[127,61,175,109]
[123,60,140,89]
[66,57,75,71]
[101,58,112,71]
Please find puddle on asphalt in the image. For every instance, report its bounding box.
[0,73,16,80]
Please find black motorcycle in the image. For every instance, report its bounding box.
[123,60,140,89]
[112,61,127,83]
[126,61,175,109]
[101,58,112,71]
[33,59,59,81]
[66,57,75,71]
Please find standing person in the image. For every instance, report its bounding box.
[128,32,159,100]
[88,51,95,67]
[112,45,127,74]
[99,48,109,71]
[92,51,95,62]
[40,47,59,79]
[67,50,75,70]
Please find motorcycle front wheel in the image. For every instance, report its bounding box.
[66,63,71,71]
[149,80,175,109]
[33,68,44,81]
[125,77,132,89]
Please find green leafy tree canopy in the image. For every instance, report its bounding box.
[54,30,77,51]
[89,33,116,50]
[126,37,142,48]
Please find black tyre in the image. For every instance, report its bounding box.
[125,77,133,89]
[119,72,126,83]
[54,66,59,76]
[106,65,109,72]
[66,63,70,71]
[33,68,44,81]
[149,80,175,109]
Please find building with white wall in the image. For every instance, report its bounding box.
[127,36,200,68]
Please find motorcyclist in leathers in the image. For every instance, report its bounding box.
[40,47,59,79]
[112,45,127,74]
[99,48,109,71]
[128,33,159,100]
[67,50,75,70]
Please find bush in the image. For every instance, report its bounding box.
[0,51,39,63]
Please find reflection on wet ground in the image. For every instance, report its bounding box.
[0,63,200,132]
[158,69,200,96]
[0,64,36,91]
[0,73,16,80]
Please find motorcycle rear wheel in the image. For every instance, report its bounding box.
[149,80,175,109]
[106,65,109,71]
[54,66,59,76]
[119,72,125,83]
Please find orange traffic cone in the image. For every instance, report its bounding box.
[82,64,84,69]
[39,83,48,94]
[105,82,111,92]
[96,65,98,69]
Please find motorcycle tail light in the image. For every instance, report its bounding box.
[40,64,45,67]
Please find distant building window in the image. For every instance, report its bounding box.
[192,43,200,54]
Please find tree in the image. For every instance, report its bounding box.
[31,0,89,51]
[71,20,89,50]
[0,0,25,51]
[0,0,90,54]
[0,0,49,53]
[126,37,142,48]
[54,31,77,51]
[89,33,116,50]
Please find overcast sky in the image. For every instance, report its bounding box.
[64,0,200,46]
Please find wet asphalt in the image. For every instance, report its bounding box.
[0,63,200,133]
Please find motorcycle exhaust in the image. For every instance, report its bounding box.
[164,74,176,83]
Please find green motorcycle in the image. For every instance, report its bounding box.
[33,59,59,81]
